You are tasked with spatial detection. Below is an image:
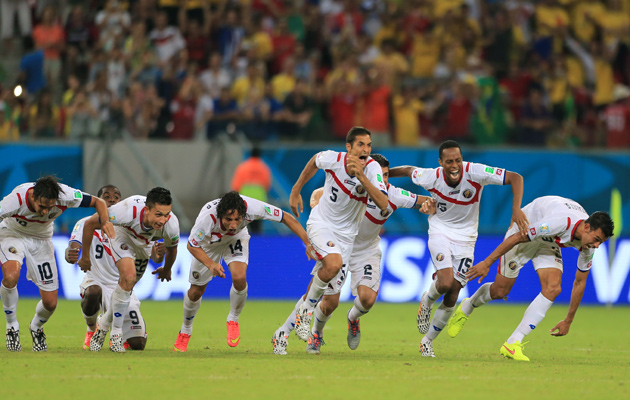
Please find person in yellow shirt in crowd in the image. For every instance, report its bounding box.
[246,14,273,63]
[373,39,409,88]
[535,0,570,54]
[410,30,441,79]
[271,56,296,103]
[231,62,265,106]
[570,0,606,45]
[0,103,19,141]
[393,83,444,146]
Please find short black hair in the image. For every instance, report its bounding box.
[370,153,389,168]
[217,191,247,219]
[346,126,371,145]
[97,185,121,198]
[33,175,64,200]
[586,211,614,238]
[251,147,262,158]
[439,140,462,159]
[146,187,172,208]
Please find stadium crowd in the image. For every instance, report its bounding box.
[0,0,629,148]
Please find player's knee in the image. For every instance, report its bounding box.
[320,299,339,315]
[232,277,247,291]
[81,294,101,316]
[435,277,453,293]
[542,284,561,300]
[2,271,19,287]
[187,285,205,301]
[360,294,376,309]
[126,337,146,350]
[118,275,136,291]
[490,284,510,299]
[42,297,57,311]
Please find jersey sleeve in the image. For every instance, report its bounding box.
[106,200,135,226]
[389,186,418,209]
[245,198,284,223]
[526,218,569,242]
[188,206,216,248]
[467,162,506,186]
[162,214,180,248]
[314,150,339,170]
[410,167,437,190]
[57,184,91,208]
[577,249,595,272]
[69,217,88,245]
[366,162,388,194]
[0,190,21,221]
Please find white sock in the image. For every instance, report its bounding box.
[462,282,493,316]
[280,297,303,333]
[303,272,328,310]
[425,303,455,341]
[83,310,99,332]
[227,284,248,322]
[30,300,54,330]
[311,302,330,335]
[507,293,554,344]
[347,296,369,321]
[181,295,201,335]
[110,286,131,335]
[0,284,19,330]
[424,280,441,307]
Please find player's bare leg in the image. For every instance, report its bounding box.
[174,283,206,352]
[347,286,377,350]
[1,260,21,351]
[81,285,102,349]
[226,261,247,347]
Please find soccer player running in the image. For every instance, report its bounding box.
[0,176,113,352]
[172,191,313,352]
[79,187,180,353]
[389,140,528,357]
[272,154,435,355]
[448,196,613,361]
[290,127,389,345]
[65,185,157,350]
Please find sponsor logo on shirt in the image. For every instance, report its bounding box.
[412,170,419,179]
[586,261,592,269]
[530,228,536,236]
[327,241,335,247]
[377,174,382,183]
[274,209,280,216]
[344,179,356,186]
[509,261,518,270]
[74,191,83,199]
[196,230,205,240]
[463,189,473,199]
[485,167,494,174]
[190,238,199,246]
[401,190,410,197]
[436,253,445,261]
[449,190,460,195]
[496,169,503,176]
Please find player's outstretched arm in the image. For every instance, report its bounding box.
[290,155,319,218]
[152,246,177,282]
[187,242,226,278]
[150,242,166,263]
[504,171,529,234]
[281,212,315,261]
[550,269,589,337]
[414,195,437,215]
[467,232,529,283]
[388,166,416,178]
[77,213,100,271]
[90,196,115,239]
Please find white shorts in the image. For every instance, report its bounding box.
[348,245,382,296]
[307,224,355,295]
[499,225,563,279]
[110,237,151,281]
[189,230,250,286]
[0,228,58,291]
[428,234,475,287]
[79,275,147,341]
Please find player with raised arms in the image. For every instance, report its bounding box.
[448,197,613,361]
[0,175,113,352]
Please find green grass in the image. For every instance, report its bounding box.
[0,299,628,399]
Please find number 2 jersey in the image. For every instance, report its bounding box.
[411,162,506,242]
[520,196,595,272]
[308,151,388,237]
[0,183,93,240]
[107,195,180,258]
[70,217,118,287]
[188,195,284,249]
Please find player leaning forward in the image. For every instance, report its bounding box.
[79,187,180,352]
[0,176,113,352]
[291,126,389,341]
[448,196,614,361]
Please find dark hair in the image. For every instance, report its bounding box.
[438,140,462,159]
[217,191,247,219]
[251,147,262,158]
[346,126,371,145]
[586,211,614,238]
[97,184,121,198]
[33,175,64,200]
[370,153,389,168]
[146,187,172,208]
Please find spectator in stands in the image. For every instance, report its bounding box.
[518,87,554,146]
[29,89,60,139]
[357,69,392,147]
[96,0,131,51]
[230,146,272,233]
[178,1,212,68]
[0,102,19,141]
[0,0,32,51]
[603,84,630,148]
[150,10,186,65]
[278,79,313,139]
[232,62,265,106]
[271,56,296,103]
[169,77,199,140]
[32,6,65,99]
[66,89,101,139]
[208,87,239,139]
[217,8,244,68]
[65,4,92,55]
[199,52,232,99]
[124,20,154,71]
[271,18,296,74]
[19,37,46,98]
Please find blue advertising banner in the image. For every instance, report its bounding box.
[12,235,630,304]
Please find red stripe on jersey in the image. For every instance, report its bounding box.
[389,201,398,211]
[366,159,374,166]
[12,214,47,224]
[211,232,223,239]
[337,153,342,162]
[429,180,482,205]
[465,162,470,172]
[57,205,68,212]
[570,219,582,242]
[566,217,571,231]
[210,214,217,224]
[94,231,116,262]
[364,211,387,225]
[124,226,151,245]
[133,206,137,219]
[498,257,502,275]
[324,169,368,204]
[436,169,440,179]
[17,193,22,205]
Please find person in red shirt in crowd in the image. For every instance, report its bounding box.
[32,5,65,96]
[178,3,211,69]
[603,85,630,148]
[169,77,198,140]
[440,79,474,143]
[329,79,358,140]
[271,18,296,75]
[356,69,392,147]
[500,62,532,123]
[331,0,363,37]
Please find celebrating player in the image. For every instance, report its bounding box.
[289,127,389,344]
[272,154,435,355]
[0,176,113,352]
[389,140,527,357]
[172,191,313,352]
[65,185,156,351]
[79,187,180,353]
[447,196,613,361]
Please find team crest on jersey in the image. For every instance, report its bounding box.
[508,261,518,271]
[463,189,473,199]
[380,209,390,218]
[436,253,444,261]
[121,243,129,250]
[8,247,17,254]
[356,186,365,194]
[192,271,200,279]
[327,241,335,247]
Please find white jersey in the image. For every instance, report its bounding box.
[70,216,119,287]
[354,184,418,252]
[189,195,284,248]
[521,196,595,272]
[0,183,90,240]
[308,151,388,237]
[107,195,180,251]
[411,162,506,242]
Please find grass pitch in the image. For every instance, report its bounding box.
[0,299,627,400]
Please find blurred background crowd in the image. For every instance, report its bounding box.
[1,0,629,148]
